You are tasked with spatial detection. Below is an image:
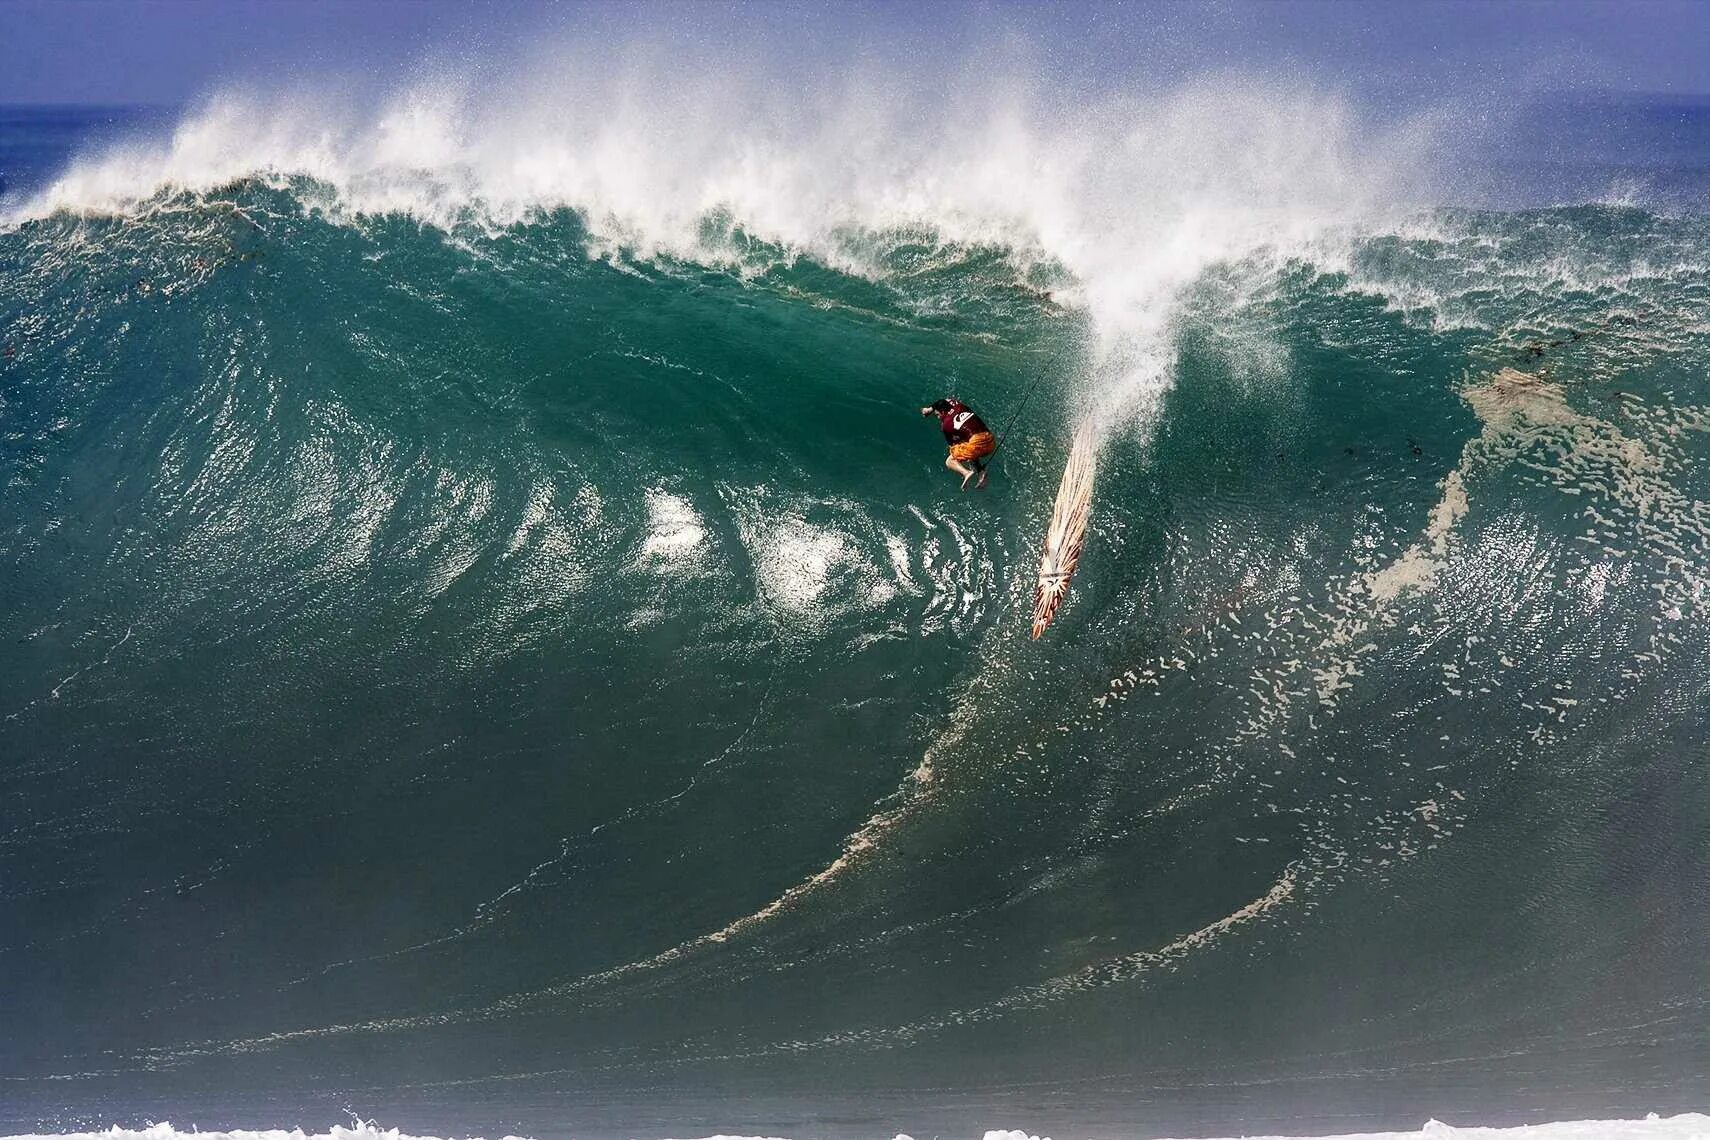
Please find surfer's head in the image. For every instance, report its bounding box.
[928,398,953,415]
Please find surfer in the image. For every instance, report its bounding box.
[921,397,995,490]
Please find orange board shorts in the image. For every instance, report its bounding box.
[949,431,997,463]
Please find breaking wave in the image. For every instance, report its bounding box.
[4,43,1708,1140]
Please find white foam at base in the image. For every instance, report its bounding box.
[1138,1116,1710,1140]
[9,1116,1707,1140]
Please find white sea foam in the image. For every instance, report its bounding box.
[1137,1120,1710,1140]
[640,489,707,560]
[9,43,1436,436]
[741,517,844,614]
[7,1114,1708,1140]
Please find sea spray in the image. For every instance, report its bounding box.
[4,54,1709,1140]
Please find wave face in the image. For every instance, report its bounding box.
[3,75,1710,1140]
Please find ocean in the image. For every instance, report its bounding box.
[2,73,1708,1140]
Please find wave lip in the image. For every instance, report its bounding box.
[9,71,1422,324]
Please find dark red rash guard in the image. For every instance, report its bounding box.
[935,400,988,444]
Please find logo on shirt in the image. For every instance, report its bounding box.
[952,411,974,430]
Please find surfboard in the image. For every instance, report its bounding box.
[1031,421,1097,638]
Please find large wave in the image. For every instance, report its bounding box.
[4,42,1709,1140]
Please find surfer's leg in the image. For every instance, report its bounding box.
[964,434,994,490]
[947,456,976,488]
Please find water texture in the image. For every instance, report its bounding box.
[2,79,1708,1139]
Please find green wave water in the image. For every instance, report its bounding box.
[3,90,1710,1138]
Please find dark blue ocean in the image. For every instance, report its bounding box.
[3,79,1709,1140]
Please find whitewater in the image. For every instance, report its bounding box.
[4,29,1710,1140]
[6,1121,1710,1140]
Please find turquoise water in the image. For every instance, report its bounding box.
[2,91,1709,1138]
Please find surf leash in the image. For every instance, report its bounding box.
[986,369,1052,463]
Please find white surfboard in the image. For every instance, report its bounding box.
[1032,421,1097,638]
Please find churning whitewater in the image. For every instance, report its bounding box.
[8,1119,1710,1140]
[3,47,1709,1140]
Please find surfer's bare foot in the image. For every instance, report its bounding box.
[961,470,975,491]
[975,470,988,490]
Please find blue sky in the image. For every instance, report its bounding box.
[1,0,1707,107]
